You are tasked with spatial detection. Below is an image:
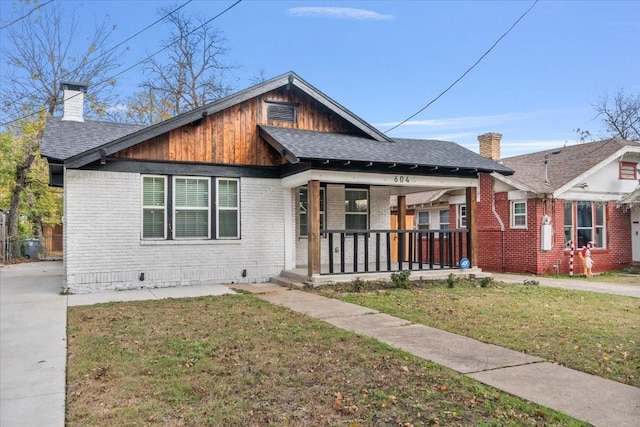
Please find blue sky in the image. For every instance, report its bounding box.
[1,0,639,157]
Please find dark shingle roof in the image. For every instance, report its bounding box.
[259,125,513,174]
[501,138,640,193]
[41,117,144,161]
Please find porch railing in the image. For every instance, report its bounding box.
[322,228,470,275]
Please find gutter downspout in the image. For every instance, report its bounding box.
[490,179,506,271]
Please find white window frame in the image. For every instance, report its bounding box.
[511,200,527,229]
[439,209,450,230]
[458,205,467,228]
[173,176,211,239]
[415,211,430,229]
[216,178,240,239]
[141,175,167,240]
[345,188,369,230]
[298,186,325,237]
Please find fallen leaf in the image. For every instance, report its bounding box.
[439,384,448,392]
[334,392,343,410]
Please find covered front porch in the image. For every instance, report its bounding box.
[281,169,480,281]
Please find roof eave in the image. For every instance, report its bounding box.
[553,145,640,198]
[66,72,394,168]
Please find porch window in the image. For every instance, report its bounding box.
[416,211,430,229]
[439,209,450,230]
[299,186,325,237]
[216,178,240,239]
[511,201,527,228]
[564,201,606,248]
[345,189,368,230]
[142,176,167,239]
[174,177,210,239]
[458,205,467,228]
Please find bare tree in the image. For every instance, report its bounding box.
[0,2,122,251]
[126,6,235,124]
[594,88,640,141]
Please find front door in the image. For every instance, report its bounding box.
[632,209,640,263]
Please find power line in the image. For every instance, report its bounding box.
[384,0,539,134]
[0,0,54,31]
[1,0,242,128]
[3,0,194,115]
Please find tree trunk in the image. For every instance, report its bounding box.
[7,153,36,257]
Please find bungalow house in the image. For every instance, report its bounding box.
[392,133,640,275]
[41,72,513,293]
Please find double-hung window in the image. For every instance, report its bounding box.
[141,175,240,240]
[174,177,210,239]
[298,186,325,237]
[216,178,240,239]
[564,201,606,248]
[345,189,368,230]
[511,201,527,228]
[416,211,430,229]
[439,209,450,230]
[142,176,167,239]
[458,205,467,228]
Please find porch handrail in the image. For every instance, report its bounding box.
[321,228,470,275]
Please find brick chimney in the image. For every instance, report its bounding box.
[478,132,502,160]
[60,81,88,122]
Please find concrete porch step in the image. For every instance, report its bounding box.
[270,275,307,290]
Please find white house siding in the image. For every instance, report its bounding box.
[295,184,391,267]
[64,170,284,293]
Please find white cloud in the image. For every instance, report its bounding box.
[287,7,393,21]
[375,112,533,130]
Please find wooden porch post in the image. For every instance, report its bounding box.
[398,195,407,263]
[398,196,407,230]
[307,180,321,277]
[466,186,478,266]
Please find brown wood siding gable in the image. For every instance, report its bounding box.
[113,86,366,167]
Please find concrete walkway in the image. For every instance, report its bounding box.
[2,261,639,426]
[492,273,640,298]
[236,283,640,427]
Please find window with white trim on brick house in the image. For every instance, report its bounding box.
[414,209,449,231]
[510,201,527,228]
[564,201,605,248]
[458,205,467,228]
[141,175,240,240]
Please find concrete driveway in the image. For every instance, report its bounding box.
[1,261,66,427]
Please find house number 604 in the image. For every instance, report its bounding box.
[394,176,410,183]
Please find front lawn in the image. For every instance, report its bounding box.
[67,294,586,426]
[315,278,639,387]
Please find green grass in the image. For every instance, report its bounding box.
[316,279,640,387]
[67,294,587,426]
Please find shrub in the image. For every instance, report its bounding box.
[391,270,412,289]
[480,277,493,288]
[446,273,456,288]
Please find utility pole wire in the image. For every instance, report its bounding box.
[3,0,194,117]
[384,0,539,134]
[1,0,242,127]
[0,0,54,31]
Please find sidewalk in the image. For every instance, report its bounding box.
[491,273,640,298]
[234,283,640,427]
[2,262,639,426]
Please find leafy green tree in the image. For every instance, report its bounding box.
[0,1,122,252]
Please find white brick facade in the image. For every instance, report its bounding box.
[64,170,285,293]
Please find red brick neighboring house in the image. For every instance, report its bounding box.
[393,133,640,275]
